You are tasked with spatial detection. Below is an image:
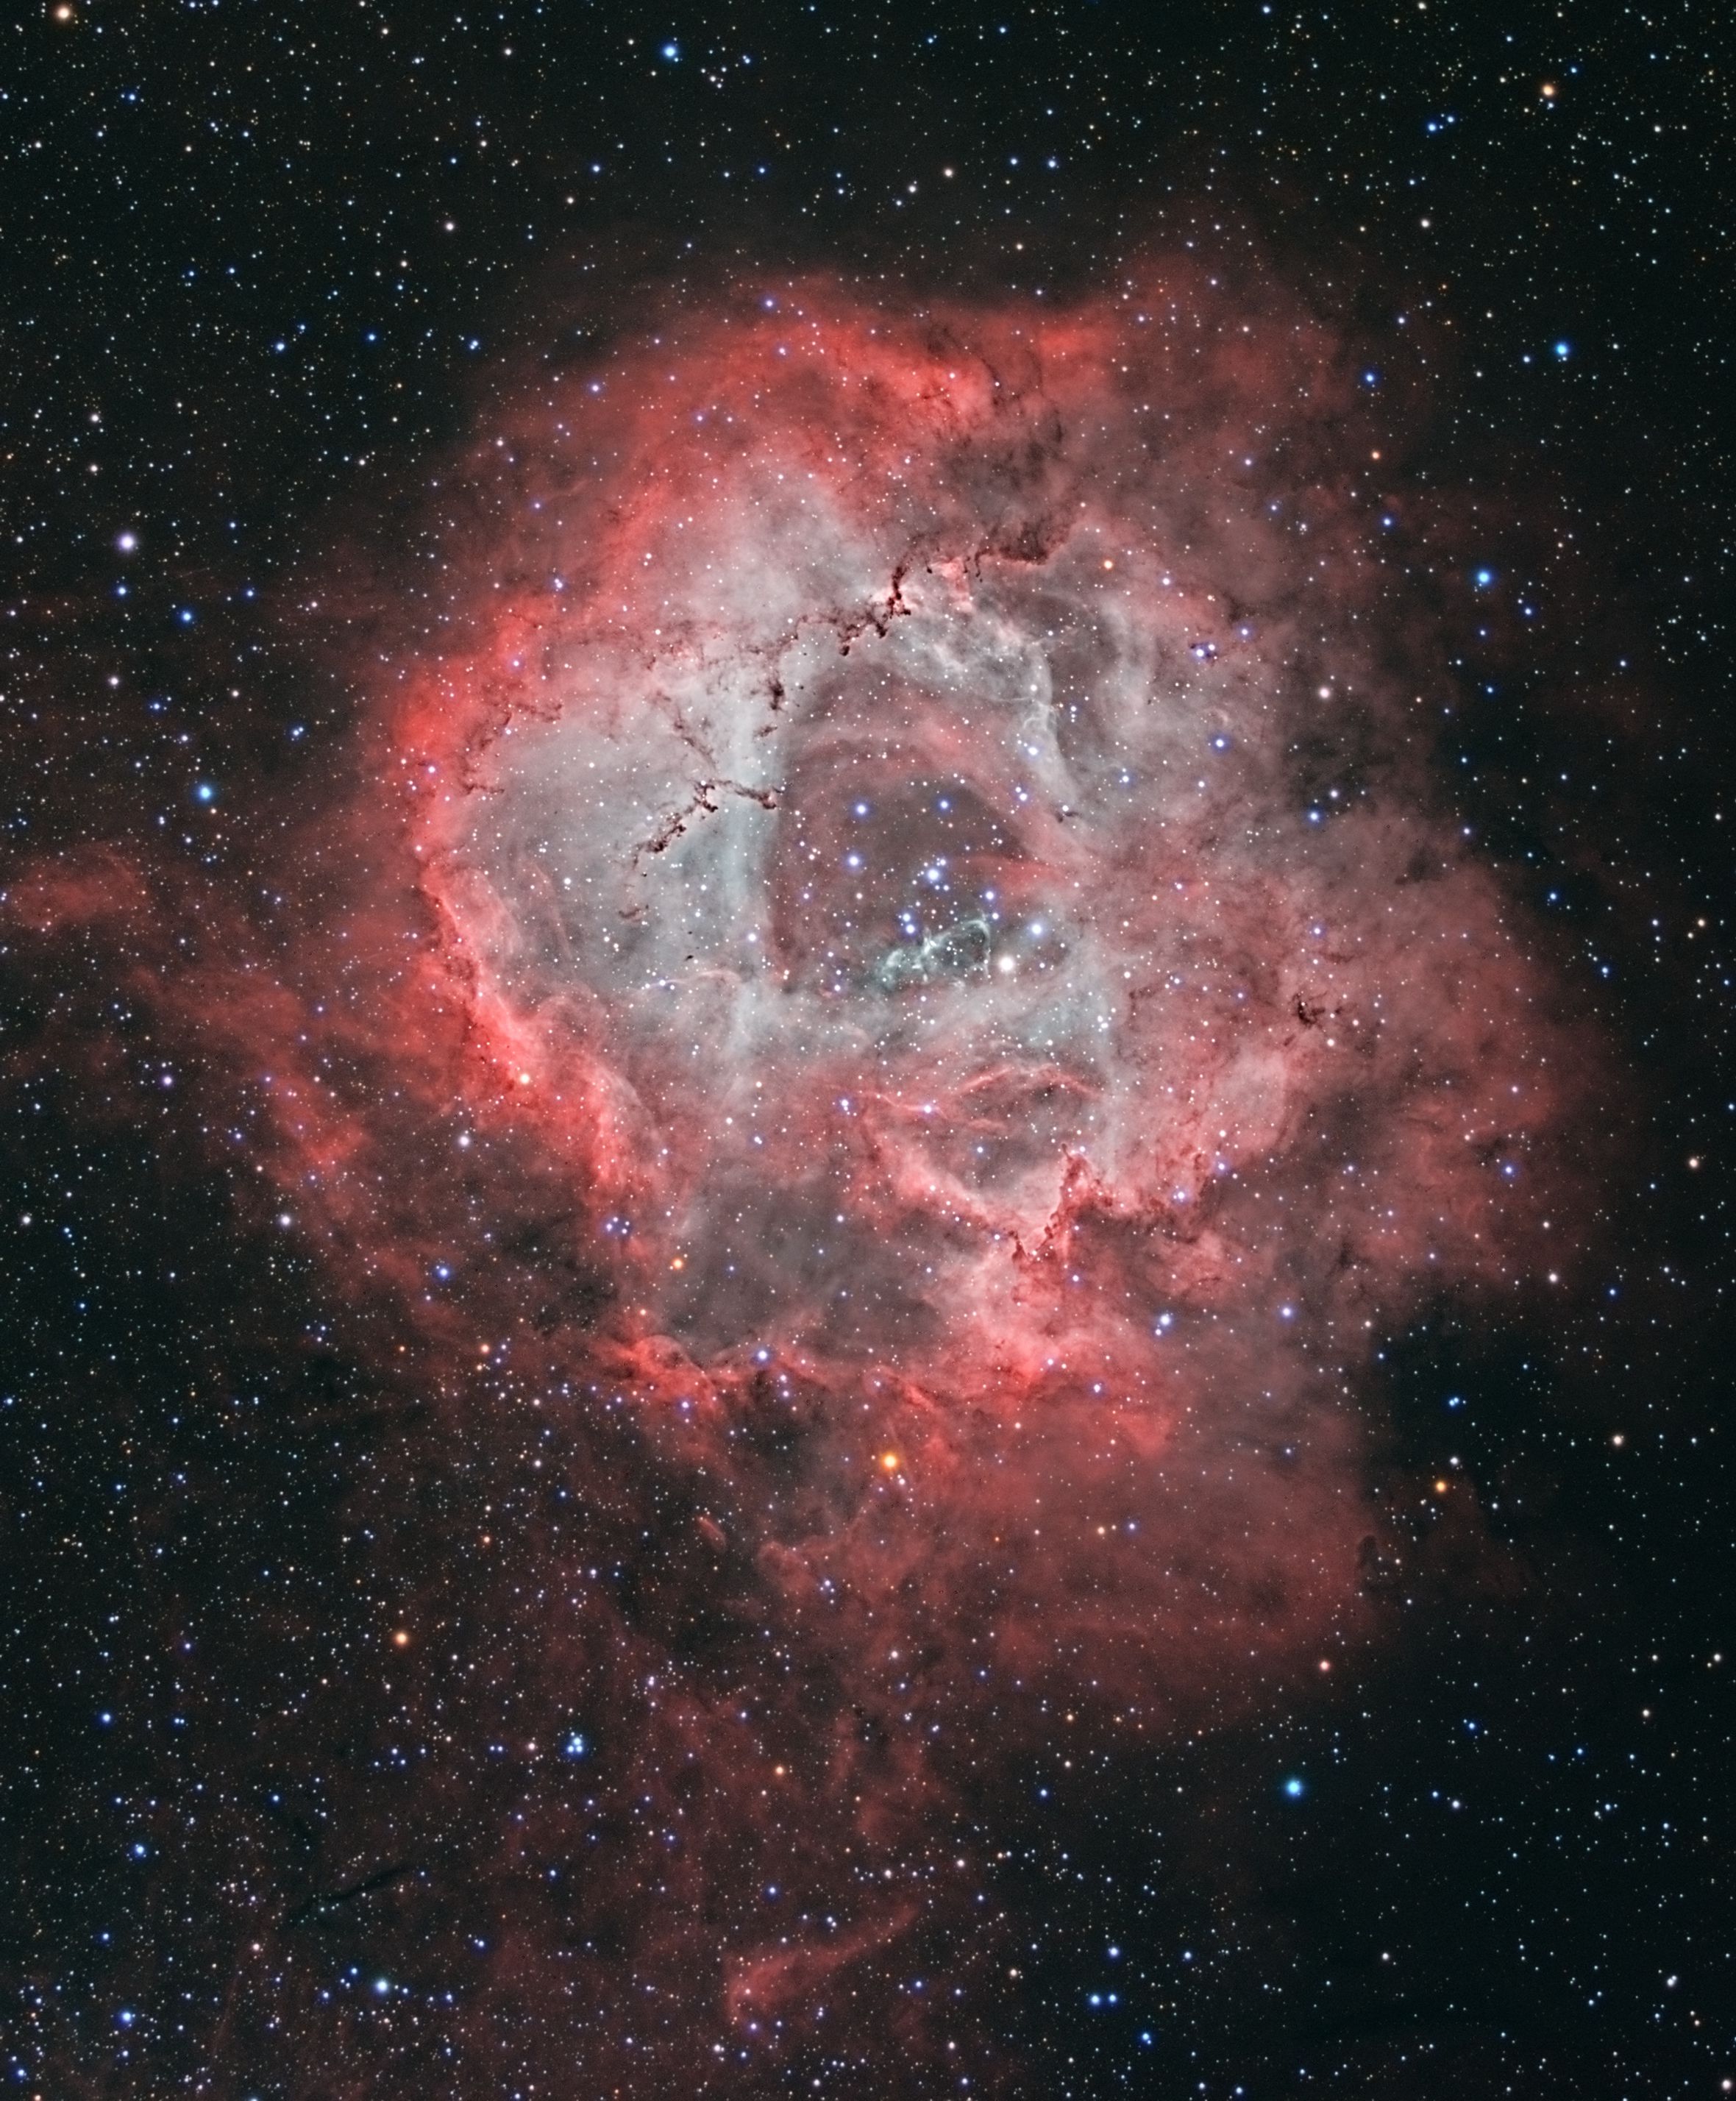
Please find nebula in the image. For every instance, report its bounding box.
[16,265,1599,2091]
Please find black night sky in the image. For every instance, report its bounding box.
[4,4,1735,2097]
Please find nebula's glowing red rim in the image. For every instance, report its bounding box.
[19,272,1595,2069]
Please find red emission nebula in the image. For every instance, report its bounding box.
[30,267,1606,2088]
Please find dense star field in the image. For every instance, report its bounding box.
[4,4,1735,2097]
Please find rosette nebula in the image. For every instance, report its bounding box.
[24,272,1601,2093]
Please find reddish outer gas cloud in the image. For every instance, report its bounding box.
[16,266,1600,2090]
